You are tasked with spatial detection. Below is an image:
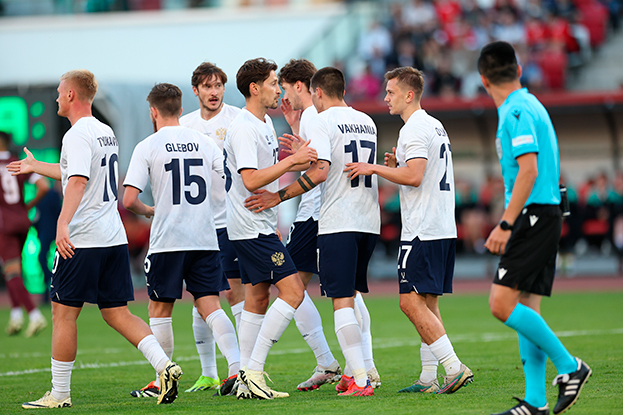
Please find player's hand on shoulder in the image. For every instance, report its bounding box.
[291,139,317,165]
[244,189,279,213]
[384,147,397,168]
[6,147,36,176]
[280,133,305,155]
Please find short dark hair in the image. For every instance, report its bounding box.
[384,67,425,101]
[191,62,227,89]
[236,58,278,98]
[310,67,345,99]
[477,41,519,85]
[147,83,182,117]
[0,131,11,148]
[278,59,317,90]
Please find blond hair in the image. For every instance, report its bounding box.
[61,69,98,103]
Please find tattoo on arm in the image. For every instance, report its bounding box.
[297,173,317,193]
[278,189,289,202]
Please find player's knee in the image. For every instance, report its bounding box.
[489,296,510,322]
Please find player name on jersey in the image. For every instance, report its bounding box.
[337,124,376,135]
[96,136,118,147]
[165,142,200,152]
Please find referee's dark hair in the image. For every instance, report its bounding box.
[147,83,182,117]
[236,58,278,98]
[310,67,345,99]
[192,62,228,89]
[477,41,519,85]
[278,59,317,91]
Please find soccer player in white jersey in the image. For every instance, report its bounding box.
[245,67,380,397]
[224,58,317,400]
[123,83,240,400]
[179,62,244,395]
[276,59,343,391]
[344,66,473,394]
[9,70,181,409]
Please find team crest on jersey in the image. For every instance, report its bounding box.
[216,127,227,141]
[271,252,285,266]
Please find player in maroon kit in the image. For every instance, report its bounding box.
[0,131,50,336]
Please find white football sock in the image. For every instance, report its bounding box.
[238,309,264,369]
[28,308,44,322]
[10,307,23,321]
[335,307,367,388]
[230,301,244,332]
[247,298,295,372]
[419,341,439,383]
[294,291,335,368]
[51,358,74,400]
[192,306,218,379]
[137,334,169,381]
[354,292,375,372]
[206,309,240,377]
[429,334,461,376]
[150,317,173,388]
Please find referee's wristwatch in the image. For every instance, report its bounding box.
[499,220,513,231]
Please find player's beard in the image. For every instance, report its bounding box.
[151,116,157,133]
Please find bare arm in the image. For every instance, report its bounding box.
[245,160,329,213]
[25,177,51,211]
[122,185,154,219]
[240,140,317,192]
[56,176,87,259]
[484,152,538,255]
[7,147,61,181]
[344,158,427,187]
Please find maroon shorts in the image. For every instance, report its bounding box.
[0,231,27,263]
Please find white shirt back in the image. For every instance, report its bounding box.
[60,117,127,248]
[307,106,380,235]
[397,109,456,241]
[123,125,223,253]
[295,105,321,222]
[180,103,241,229]
[224,109,279,240]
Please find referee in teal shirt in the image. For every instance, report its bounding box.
[478,41,591,415]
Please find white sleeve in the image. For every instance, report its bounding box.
[231,126,258,172]
[123,141,150,192]
[64,130,93,179]
[402,127,429,161]
[209,139,224,178]
[306,116,332,164]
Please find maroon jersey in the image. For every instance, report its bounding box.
[0,153,32,235]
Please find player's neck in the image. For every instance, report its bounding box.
[156,117,181,131]
[400,103,421,123]
[200,102,223,122]
[67,105,93,126]
[490,81,523,108]
[301,95,313,111]
[245,99,268,122]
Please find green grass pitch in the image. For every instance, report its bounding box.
[2,291,621,414]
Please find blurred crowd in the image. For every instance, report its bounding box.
[375,171,623,264]
[346,0,622,101]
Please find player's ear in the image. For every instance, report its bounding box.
[192,86,199,97]
[517,64,522,79]
[149,106,158,120]
[178,107,183,117]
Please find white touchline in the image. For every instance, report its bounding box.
[2,328,622,377]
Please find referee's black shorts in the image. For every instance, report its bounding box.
[493,204,562,296]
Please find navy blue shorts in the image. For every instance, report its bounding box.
[317,232,378,298]
[398,237,455,295]
[217,228,241,279]
[144,250,228,301]
[231,233,298,286]
[286,218,319,274]
[50,244,134,309]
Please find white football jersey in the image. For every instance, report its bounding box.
[307,106,380,235]
[180,103,241,229]
[60,117,127,248]
[397,109,456,241]
[224,109,279,240]
[294,105,321,222]
[123,125,224,253]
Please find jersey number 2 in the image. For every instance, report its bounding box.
[439,143,451,192]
